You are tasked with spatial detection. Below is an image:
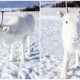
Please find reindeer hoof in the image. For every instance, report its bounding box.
[60,76,67,79]
[60,73,67,79]
[77,66,80,68]
[74,64,80,68]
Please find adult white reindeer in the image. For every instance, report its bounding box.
[0,14,35,62]
[59,11,80,79]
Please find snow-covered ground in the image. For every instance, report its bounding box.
[1,7,80,79]
[41,8,80,79]
[0,11,39,79]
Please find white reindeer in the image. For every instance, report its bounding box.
[59,11,80,79]
[0,14,35,62]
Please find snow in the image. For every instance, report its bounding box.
[0,7,80,79]
[41,8,80,79]
[0,11,39,79]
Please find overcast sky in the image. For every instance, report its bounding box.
[0,1,39,8]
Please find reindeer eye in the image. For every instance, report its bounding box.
[66,21,68,24]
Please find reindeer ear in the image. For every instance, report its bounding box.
[57,11,64,18]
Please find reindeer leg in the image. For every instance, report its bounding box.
[18,36,26,79]
[60,50,71,79]
[27,36,31,58]
[75,50,80,68]
[20,36,26,62]
[9,44,15,62]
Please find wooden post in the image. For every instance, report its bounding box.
[65,1,69,13]
[0,11,4,28]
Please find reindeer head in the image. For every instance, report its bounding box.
[0,25,9,32]
[58,11,80,25]
[58,11,80,41]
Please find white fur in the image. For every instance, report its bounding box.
[59,12,80,79]
[0,14,35,62]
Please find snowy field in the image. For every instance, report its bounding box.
[1,7,80,79]
[0,11,39,79]
[41,8,80,79]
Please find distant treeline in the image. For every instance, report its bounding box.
[21,5,40,11]
[53,1,80,7]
